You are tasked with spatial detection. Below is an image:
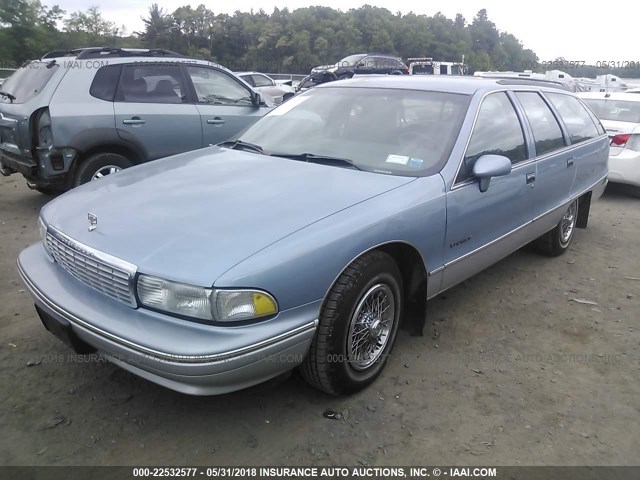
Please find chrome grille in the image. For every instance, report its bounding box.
[45,229,137,307]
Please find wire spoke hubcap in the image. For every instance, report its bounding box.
[560,200,577,244]
[92,165,122,181]
[347,283,395,371]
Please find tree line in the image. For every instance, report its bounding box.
[1,1,639,78]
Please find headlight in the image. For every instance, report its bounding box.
[136,274,278,323]
[212,290,278,322]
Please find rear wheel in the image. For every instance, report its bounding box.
[535,198,579,256]
[300,250,403,395]
[74,153,132,187]
[34,186,60,195]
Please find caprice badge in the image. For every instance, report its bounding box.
[88,213,98,232]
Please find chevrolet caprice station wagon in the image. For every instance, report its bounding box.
[18,76,609,395]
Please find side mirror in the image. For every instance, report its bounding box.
[251,91,263,107]
[472,154,512,192]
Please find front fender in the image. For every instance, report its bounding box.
[214,175,447,311]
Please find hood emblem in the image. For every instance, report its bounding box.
[88,213,98,232]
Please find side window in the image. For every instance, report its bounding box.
[186,66,253,106]
[239,74,255,87]
[515,92,566,156]
[546,93,600,144]
[457,92,527,183]
[90,64,122,101]
[252,75,273,87]
[117,64,186,104]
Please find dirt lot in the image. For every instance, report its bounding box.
[0,174,638,467]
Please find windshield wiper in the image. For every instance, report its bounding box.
[270,152,362,170]
[218,139,264,154]
[0,91,15,103]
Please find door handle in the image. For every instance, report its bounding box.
[526,172,536,185]
[567,158,575,167]
[122,117,145,125]
[207,117,225,125]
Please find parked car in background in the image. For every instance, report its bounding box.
[311,53,408,79]
[579,92,640,192]
[295,70,339,93]
[236,72,295,104]
[407,57,467,76]
[19,76,608,397]
[0,47,272,193]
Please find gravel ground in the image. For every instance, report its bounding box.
[0,174,638,466]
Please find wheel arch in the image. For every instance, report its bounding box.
[323,241,428,337]
[67,143,144,188]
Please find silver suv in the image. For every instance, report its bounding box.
[0,47,272,193]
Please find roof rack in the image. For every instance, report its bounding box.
[494,78,572,91]
[42,48,86,59]
[75,47,184,59]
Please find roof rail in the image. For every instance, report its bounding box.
[75,47,185,60]
[494,78,573,91]
[42,48,86,59]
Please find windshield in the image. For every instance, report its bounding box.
[582,99,640,124]
[0,62,59,104]
[238,87,471,176]
[337,54,368,67]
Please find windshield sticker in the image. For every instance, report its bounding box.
[408,158,424,168]
[385,154,410,165]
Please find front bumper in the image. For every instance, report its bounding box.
[18,243,318,395]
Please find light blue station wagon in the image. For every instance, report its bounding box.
[18,76,609,395]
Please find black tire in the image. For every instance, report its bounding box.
[300,250,403,395]
[337,73,352,80]
[34,186,60,195]
[74,153,132,187]
[535,198,579,256]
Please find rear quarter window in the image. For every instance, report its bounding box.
[0,62,59,104]
[546,93,600,144]
[89,64,122,102]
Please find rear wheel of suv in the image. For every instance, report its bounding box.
[74,153,132,187]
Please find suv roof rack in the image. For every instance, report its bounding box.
[42,48,86,59]
[494,78,572,91]
[73,47,184,59]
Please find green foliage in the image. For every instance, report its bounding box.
[4,2,636,79]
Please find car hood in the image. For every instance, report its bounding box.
[42,148,414,286]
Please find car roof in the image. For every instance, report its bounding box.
[578,91,640,102]
[235,71,269,76]
[315,75,573,95]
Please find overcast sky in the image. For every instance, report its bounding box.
[50,0,636,65]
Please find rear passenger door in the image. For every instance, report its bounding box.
[113,63,202,161]
[545,93,608,199]
[183,65,268,146]
[441,92,535,291]
[513,91,575,231]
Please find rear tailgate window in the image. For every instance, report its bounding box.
[0,62,59,104]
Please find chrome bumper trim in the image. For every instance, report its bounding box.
[18,259,317,364]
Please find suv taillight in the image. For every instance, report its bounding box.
[610,134,630,147]
[37,109,53,149]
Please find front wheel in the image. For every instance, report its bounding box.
[300,251,403,395]
[74,153,132,187]
[535,198,579,256]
